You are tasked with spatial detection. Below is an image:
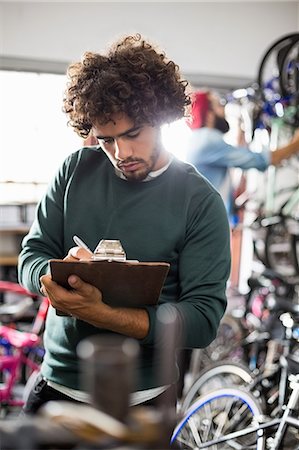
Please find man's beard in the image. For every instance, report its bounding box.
[214,115,230,134]
[118,145,161,181]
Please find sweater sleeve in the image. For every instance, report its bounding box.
[141,189,231,350]
[188,129,269,171]
[215,142,269,170]
[198,139,269,171]
[18,153,79,294]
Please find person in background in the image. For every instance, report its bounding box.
[18,35,231,417]
[185,90,299,215]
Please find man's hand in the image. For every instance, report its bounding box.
[41,245,106,318]
[40,246,150,339]
[40,272,107,319]
[271,127,299,166]
[63,246,92,262]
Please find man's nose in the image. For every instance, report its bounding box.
[114,139,133,160]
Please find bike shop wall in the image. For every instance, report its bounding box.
[1,1,298,87]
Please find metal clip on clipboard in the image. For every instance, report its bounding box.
[92,240,127,262]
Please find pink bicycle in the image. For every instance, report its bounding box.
[0,281,49,416]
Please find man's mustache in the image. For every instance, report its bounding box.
[117,158,145,169]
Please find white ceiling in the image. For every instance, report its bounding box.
[0,1,298,82]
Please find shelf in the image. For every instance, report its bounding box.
[0,226,29,234]
[0,255,18,266]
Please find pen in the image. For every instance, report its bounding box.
[73,235,93,255]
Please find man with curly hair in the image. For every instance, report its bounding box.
[19,34,231,416]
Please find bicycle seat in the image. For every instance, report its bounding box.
[0,325,39,348]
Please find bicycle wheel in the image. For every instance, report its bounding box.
[172,387,265,450]
[257,33,299,98]
[181,361,254,413]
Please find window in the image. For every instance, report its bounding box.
[0,70,82,202]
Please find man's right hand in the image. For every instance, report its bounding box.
[63,246,93,262]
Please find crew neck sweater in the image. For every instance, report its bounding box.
[18,146,231,391]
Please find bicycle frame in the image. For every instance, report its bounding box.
[0,339,42,407]
[0,308,46,410]
[196,416,299,449]
[0,354,20,405]
[0,282,49,413]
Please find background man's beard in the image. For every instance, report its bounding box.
[214,115,230,134]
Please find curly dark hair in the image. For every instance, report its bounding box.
[63,34,190,138]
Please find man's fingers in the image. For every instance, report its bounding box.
[40,273,102,316]
[68,246,92,260]
[39,274,53,296]
[63,254,79,262]
[68,275,91,291]
[40,285,47,296]
[68,275,98,297]
[40,274,49,288]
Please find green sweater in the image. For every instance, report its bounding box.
[18,147,231,391]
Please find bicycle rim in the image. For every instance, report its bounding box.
[181,361,253,412]
[172,388,265,450]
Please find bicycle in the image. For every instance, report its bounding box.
[181,267,297,399]
[0,281,49,416]
[180,280,299,410]
[172,305,299,449]
[226,33,299,285]
[172,372,299,450]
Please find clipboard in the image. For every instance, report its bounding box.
[49,259,170,308]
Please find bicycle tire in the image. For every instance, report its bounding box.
[257,33,299,96]
[172,387,265,449]
[181,360,254,413]
[278,41,299,98]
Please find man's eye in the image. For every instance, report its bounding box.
[127,131,140,139]
[100,138,114,145]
